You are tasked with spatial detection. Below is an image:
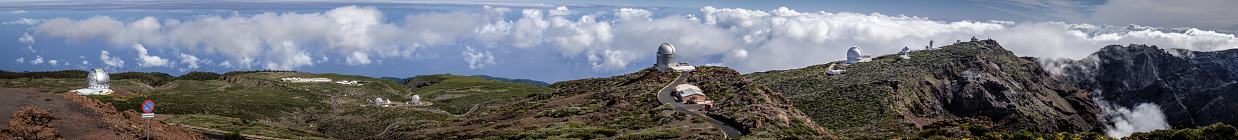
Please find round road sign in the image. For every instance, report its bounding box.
[142,100,154,113]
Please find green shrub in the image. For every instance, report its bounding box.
[614,127,683,140]
[962,123,991,137]
[223,132,245,140]
[536,104,603,118]
[517,121,616,139]
[178,71,221,80]
[1128,123,1237,140]
[1012,130,1039,140]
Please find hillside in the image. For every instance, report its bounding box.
[0,87,208,139]
[746,40,1102,138]
[1046,44,1238,128]
[396,67,830,139]
[403,74,553,115]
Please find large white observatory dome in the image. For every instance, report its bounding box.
[846,46,871,64]
[658,43,676,55]
[656,43,678,71]
[87,68,109,89]
[847,46,863,59]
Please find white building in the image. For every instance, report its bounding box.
[335,80,362,86]
[375,97,386,106]
[844,46,871,64]
[825,64,846,75]
[282,78,331,83]
[656,43,696,72]
[674,84,710,104]
[72,68,114,95]
[410,95,421,105]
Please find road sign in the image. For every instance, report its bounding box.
[142,100,154,113]
[141,100,155,140]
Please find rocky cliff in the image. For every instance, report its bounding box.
[1045,44,1238,128]
[746,40,1103,138]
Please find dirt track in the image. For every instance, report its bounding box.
[0,88,207,139]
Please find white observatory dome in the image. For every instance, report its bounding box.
[658,43,676,55]
[87,68,109,89]
[847,46,863,60]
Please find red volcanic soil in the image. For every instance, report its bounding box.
[0,88,207,140]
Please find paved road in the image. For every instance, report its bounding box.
[657,71,743,138]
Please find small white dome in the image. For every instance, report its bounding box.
[658,43,676,54]
[847,46,863,59]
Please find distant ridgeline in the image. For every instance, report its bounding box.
[383,74,549,86]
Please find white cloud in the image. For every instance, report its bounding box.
[100,50,125,68]
[30,56,43,65]
[264,41,314,70]
[28,5,1238,73]
[9,10,27,14]
[1096,100,1170,138]
[19,32,34,44]
[345,51,372,65]
[82,60,88,65]
[461,46,496,69]
[23,45,35,54]
[3,18,42,25]
[219,61,232,68]
[48,60,58,66]
[548,6,571,16]
[178,53,201,72]
[15,58,23,63]
[132,43,170,67]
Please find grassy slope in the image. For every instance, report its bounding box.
[410,74,553,115]
[167,114,332,139]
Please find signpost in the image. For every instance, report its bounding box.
[142,100,154,140]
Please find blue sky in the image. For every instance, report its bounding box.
[2,0,1236,82]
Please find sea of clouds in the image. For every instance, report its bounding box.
[26,5,1237,73]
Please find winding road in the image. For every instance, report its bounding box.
[657,71,743,138]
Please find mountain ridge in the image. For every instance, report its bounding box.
[746,40,1103,138]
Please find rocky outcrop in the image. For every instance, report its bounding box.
[1047,44,1238,128]
[1,105,62,140]
[747,40,1102,138]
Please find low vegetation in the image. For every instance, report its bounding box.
[1127,123,1238,140]
[535,104,603,118]
[410,74,552,115]
[614,127,684,140]
[166,114,331,139]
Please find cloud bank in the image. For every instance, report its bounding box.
[1096,100,1170,138]
[28,5,1238,73]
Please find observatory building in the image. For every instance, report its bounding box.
[900,47,912,59]
[656,43,696,71]
[844,46,872,64]
[72,68,114,95]
[410,95,422,105]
